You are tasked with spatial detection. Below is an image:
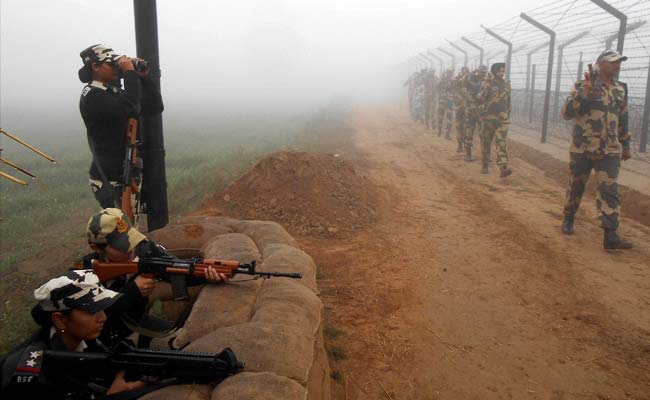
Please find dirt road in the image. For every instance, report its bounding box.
[303,107,650,399]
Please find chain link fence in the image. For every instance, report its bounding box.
[429,0,650,160]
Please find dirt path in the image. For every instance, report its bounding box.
[303,106,650,400]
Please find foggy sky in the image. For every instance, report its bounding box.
[1,0,543,137]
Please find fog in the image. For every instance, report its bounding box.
[1,0,542,139]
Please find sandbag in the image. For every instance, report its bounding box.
[260,244,317,291]
[200,233,262,264]
[148,223,232,251]
[211,372,307,400]
[185,321,314,384]
[234,220,297,251]
[139,384,212,400]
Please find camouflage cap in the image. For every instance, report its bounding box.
[597,50,628,63]
[34,270,121,312]
[87,208,146,254]
[78,44,123,83]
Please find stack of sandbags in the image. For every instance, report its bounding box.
[142,217,330,400]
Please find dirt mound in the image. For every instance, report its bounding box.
[199,151,380,236]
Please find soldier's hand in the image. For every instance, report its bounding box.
[134,275,155,297]
[107,372,146,395]
[621,148,632,161]
[117,56,135,72]
[204,266,229,283]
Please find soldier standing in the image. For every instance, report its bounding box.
[437,69,455,139]
[464,65,488,161]
[560,50,632,249]
[479,63,512,177]
[423,69,438,130]
[453,67,470,152]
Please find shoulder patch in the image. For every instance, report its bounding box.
[82,86,92,97]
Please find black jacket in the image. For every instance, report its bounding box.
[0,329,111,399]
[80,72,164,181]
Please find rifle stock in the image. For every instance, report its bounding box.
[122,118,139,223]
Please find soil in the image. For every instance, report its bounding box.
[199,151,380,237]
[296,108,650,399]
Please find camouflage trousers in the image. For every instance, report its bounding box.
[465,108,481,148]
[437,101,453,137]
[89,178,121,209]
[454,106,466,143]
[481,120,509,167]
[423,98,434,128]
[563,153,621,230]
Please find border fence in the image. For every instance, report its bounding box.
[410,0,650,157]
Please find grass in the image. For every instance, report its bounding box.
[0,105,352,354]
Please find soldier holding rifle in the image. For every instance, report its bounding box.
[78,44,164,212]
[560,50,632,250]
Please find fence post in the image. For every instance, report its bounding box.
[428,51,444,73]
[438,47,457,70]
[525,41,550,117]
[462,36,484,66]
[447,40,468,66]
[521,13,555,143]
[529,64,536,124]
[590,0,627,57]
[640,58,650,153]
[481,25,513,80]
[554,31,590,122]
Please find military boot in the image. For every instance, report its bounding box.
[464,145,473,162]
[561,216,574,235]
[499,166,512,178]
[456,141,463,153]
[481,162,488,174]
[603,229,633,250]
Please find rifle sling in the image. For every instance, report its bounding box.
[86,132,120,209]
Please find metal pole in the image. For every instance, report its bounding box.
[640,57,650,152]
[591,0,627,54]
[521,13,556,143]
[529,64,536,124]
[447,40,468,66]
[438,47,456,70]
[525,42,548,111]
[428,51,444,73]
[554,31,590,122]
[133,0,168,231]
[481,25,512,80]
[462,36,484,66]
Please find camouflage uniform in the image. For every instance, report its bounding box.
[464,67,487,159]
[423,70,438,129]
[561,77,630,231]
[479,73,511,170]
[453,68,470,151]
[437,72,454,139]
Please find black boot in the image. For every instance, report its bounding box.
[481,162,488,174]
[499,166,512,178]
[603,228,633,250]
[457,141,463,152]
[465,145,473,162]
[561,216,574,235]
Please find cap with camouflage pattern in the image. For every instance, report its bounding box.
[597,50,628,63]
[34,270,121,312]
[87,208,147,254]
[78,44,123,83]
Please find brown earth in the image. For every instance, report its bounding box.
[211,106,650,399]
[199,151,380,237]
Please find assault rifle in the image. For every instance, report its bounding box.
[42,341,243,388]
[122,118,142,224]
[92,256,302,301]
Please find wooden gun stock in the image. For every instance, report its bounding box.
[121,118,139,223]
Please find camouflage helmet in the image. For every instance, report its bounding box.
[87,208,146,254]
[34,270,121,312]
[596,49,628,64]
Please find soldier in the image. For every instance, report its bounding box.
[78,44,164,209]
[423,69,438,129]
[560,50,632,249]
[0,270,146,398]
[437,68,455,139]
[82,208,228,347]
[479,63,512,177]
[453,67,470,152]
[464,65,488,162]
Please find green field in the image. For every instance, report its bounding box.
[0,106,352,353]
